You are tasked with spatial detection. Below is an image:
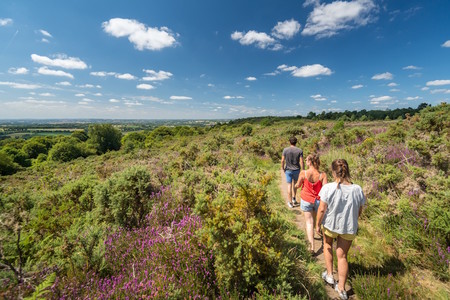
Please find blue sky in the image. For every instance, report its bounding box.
[0,0,449,119]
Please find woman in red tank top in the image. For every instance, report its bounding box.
[297,154,328,254]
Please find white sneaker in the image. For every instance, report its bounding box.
[335,284,348,300]
[287,201,294,208]
[292,198,299,206]
[321,270,335,285]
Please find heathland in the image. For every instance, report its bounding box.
[0,103,448,299]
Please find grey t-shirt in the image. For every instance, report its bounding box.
[318,182,366,235]
[282,146,303,171]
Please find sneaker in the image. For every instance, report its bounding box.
[287,201,294,208]
[335,284,348,300]
[292,198,299,206]
[321,270,335,285]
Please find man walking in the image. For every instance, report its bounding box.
[281,136,304,208]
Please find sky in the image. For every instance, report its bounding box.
[0,0,449,119]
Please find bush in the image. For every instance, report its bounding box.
[0,151,21,175]
[88,124,122,154]
[48,141,84,162]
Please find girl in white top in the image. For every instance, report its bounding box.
[315,159,365,300]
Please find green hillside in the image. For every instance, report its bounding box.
[1,103,448,299]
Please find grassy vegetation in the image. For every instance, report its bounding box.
[0,103,448,299]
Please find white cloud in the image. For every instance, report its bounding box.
[136,83,155,90]
[426,80,450,86]
[38,67,74,79]
[292,64,332,77]
[421,87,429,91]
[39,29,52,37]
[403,65,421,70]
[124,101,143,106]
[277,64,297,72]
[405,96,421,100]
[207,83,215,87]
[31,54,87,69]
[351,84,363,89]
[372,72,393,80]
[430,89,450,94]
[41,38,50,43]
[78,84,95,88]
[39,93,54,97]
[8,67,29,75]
[142,69,173,81]
[441,40,450,48]
[264,71,279,76]
[223,95,244,99]
[109,99,120,103]
[246,76,257,81]
[311,94,327,101]
[90,71,116,77]
[371,95,393,101]
[56,81,71,86]
[272,19,301,39]
[75,93,85,97]
[0,81,41,89]
[231,30,277,49]
[102,18,178,51]
[387,82,398,87]
[390,89,400,92]
[82,98,94,102]
[302,0,377,38]
[0,18,13,26]
[94,93,102,96]
[303,0,320,7]
[170,96,192,100]
[115,73,136,80]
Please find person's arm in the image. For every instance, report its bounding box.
[315,201,327,235]
[296,172,305,188]
[358,205,363,217]
[300,155,305,171]
[281,155,285,172]
[322,172,328,185]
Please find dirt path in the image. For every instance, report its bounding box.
[279,170,355,300]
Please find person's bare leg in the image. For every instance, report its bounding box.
[304,211,314,251]
[336,236,353,292]
[323,234,334,275]
[292,180,298,200]
[287,182,292,202]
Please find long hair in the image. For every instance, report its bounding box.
[331,159,351,186]
[307,154,320,170]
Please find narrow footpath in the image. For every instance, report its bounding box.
[279,170,355,300]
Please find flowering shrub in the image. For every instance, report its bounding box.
[57,189,215,299]
[384,145,418,167]
[351,272,416,300]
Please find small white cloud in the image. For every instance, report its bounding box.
[302,0,377,38]
[271,19,301,39]
[387,82,398,87]
[136,83,155,90]
[292,64,332,78]
[39,29,52,37]
[426,80,450,86]
[41,38,50,43]
[207,83,215,87]
[277,64,297,72]
[405,96,421,100]
[403,65,421,70]
[231,30,277,49]
[372,72,393,80]
[421,87,429,91]
[0,81,41,89]
[109,99,120,103]
[330,100,337,103]
[8,67,29,75]
[170,96,192,100]
[390,89,400,92]
[90,71,116,77]
[236,96,244,99]
[124,101,143,106]
[39,93,54,97]
[430,89,450,94]
[224,96,234,99]
[311,94,327,101]
[246,76,257,81]
[38,66,74,79]
[56,81,71,86]
[94,93,102,96]
[441,40,450,48]
[31,54,87,69]
[142,69,173,81]
[371,95,393,101]
[351,84,363,89]
[0,18,13,26]
[75,93,85,97]
[264,71,279,76]
[115,73,136,80]
[102,18,178,51]
[78,84,95,88]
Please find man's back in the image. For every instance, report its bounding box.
[282,146,303,171]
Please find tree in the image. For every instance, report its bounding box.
[0,152,21,175]
[88,124,122,154]
[71,130,89,142]
[48,142,84,162]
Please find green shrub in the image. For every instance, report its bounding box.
[88,124,122,154]
[48,141,84,162]
[0,151,21,175]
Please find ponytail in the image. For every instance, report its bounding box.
[331,159,351,187]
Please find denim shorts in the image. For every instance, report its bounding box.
[285,169,300,183]
[300,199,320,212]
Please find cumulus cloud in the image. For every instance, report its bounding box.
[351,84,363,89]
[207,83,215,87]
[136,83,155,90]
[0,18,13,26]
[102,18,178,51]
[8,67,29,75]
[75,93,85,97]
[223,95,244,99]
[246,76,257,81]
[405,96,421,100]
[272,19,301,39]
[302,0,377,38]
[371,95,393,102]
[231,30,279,50]
[421,87,429,91]
[56,81,71,86]
[38,66,74,79]
[387,82,398,87]
[304,0,320,7]
[311,94,327,101]
[31,54,87,69]
[109,99,120,103]
[39,29,52,37]
[170,96,192,100]
[441,40,450,48]
[0,81,41,89]
[39,93,54,97]
[277,64,297,72]
[403,65,421,70]
[292,64,332,77]
[78,84,95,88]
[115,73,136,80]
[372,72,393,80]
[426,80,450,86]
[90,71,116,77]
[142,69,173,81]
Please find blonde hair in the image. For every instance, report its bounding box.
[307,154,320,169]
[331,159,351,184]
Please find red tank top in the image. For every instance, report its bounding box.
[300,170,323,203]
